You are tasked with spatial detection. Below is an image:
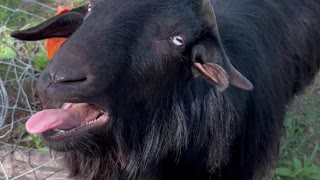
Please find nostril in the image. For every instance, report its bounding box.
[45,70,89,85]
[55,76,88,83]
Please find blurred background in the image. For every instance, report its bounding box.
[0,0,319,179]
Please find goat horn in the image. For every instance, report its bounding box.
[200,0,218,33]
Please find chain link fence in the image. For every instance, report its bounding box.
[0,1,82,179]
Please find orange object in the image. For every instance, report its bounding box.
[46,7,70,59]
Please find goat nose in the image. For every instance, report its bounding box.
[38,69,88,89]
[36,69,90,98]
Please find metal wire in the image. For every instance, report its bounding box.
[0,0,75,179]
[0,78,8,127]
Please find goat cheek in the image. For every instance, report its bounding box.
[153,40,171,54]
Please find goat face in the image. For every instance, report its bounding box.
[11,0,252,151]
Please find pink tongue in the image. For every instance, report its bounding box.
[26,103,101,134]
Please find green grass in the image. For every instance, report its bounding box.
[275,93,320,180]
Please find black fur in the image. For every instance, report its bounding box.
[11,0,320,179]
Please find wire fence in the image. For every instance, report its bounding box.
[0,0,80,179]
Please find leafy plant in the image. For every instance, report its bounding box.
[275,93,320,180]
[0,37,17,59]
[276,146,320,179]
[29,134,47,152]
[33,55,49,70]
[18,123,47,152]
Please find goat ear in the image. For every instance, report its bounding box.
[10,6,87,41]
[192,39,253,91]
[194,0,253,91]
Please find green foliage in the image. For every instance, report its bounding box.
[275,94,320,180]
[33,55,49,70]
[73,0,87,6]
[0,0,49,151]
[0,46,16,59]
[18,123,47,152]
[275,148,320,179]
[0,37,17,59]
[29,134,47,152]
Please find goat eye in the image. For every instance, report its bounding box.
[87,3,92,12]
[170,36,184,46]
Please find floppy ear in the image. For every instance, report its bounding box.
[192,39,253,91]
[192,0,253,92]
[10,6,87,41]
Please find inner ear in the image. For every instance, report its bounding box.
[11,6,87,41]
[192,39,254,91]
[194,62,230,91]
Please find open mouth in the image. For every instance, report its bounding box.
[26,103,109,140]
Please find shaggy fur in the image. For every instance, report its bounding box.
[11,0,320,179]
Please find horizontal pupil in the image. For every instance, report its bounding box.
[174,38,183,44]
[176,39,183,43]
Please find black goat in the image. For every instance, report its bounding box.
[11,0,320,179]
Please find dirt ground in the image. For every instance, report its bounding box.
[0,142,68,180]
